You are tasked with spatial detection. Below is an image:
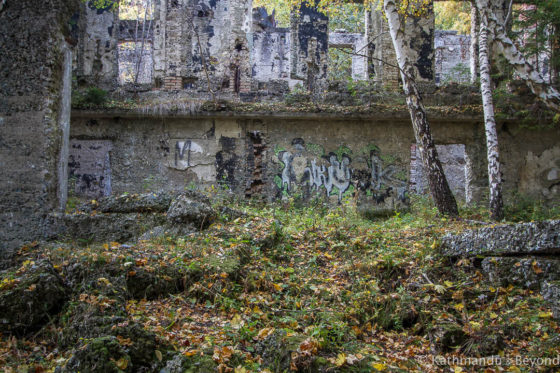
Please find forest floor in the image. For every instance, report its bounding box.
[1,196,559,372]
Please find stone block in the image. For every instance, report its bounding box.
[442,220,560,257]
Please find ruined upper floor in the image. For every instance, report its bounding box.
[73,0,476,103]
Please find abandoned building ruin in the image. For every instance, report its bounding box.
[1,0,559,254]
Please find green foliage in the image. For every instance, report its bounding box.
[441,63,471,84]
[434,1,471,34]
[83,0,119,11]
[328,48,354,82]
[504,193,560,222]
[6,194,560,371]
[513,0,560,84]
[73,86,109,108]
[284,84,311,104]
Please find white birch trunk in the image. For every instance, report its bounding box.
[486,1,560,112]
[470,1,479,84]
[383,0,458,216]
[477,2,504,220]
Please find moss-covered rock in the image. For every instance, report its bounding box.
[0,259,68,334]
[92,192,174,213]
[254,330,305,373]
[126,267,186,300]
[429,322,468,353]
[160,353,218,373]
[62,336,131,373]
[481,257,560,290]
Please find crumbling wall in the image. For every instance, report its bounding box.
[434,30,470,85]
[366,3,435,89]
[290,3,329,96]
[410,144,467,200]
[152,0,252,93]
[118,19,154,86]
[76,1,119,90]
[329,32,368,81]
[251,8,290,83]
[69,112,560,210]
[366,9,399,88]
[68,140,113,198]
[0,0,78,255]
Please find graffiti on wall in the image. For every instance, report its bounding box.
[304,153,351,201]
[369,153,408,202]
[275,139,408,204]
[68,140,113,198]
[175,139,203,169]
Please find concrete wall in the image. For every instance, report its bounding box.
[152,0,252,92]
[435,30,470,85]
[289,3,329,96]
[0,0,78,255]
[366,4,435,89]
[68,113,560,211]
[76,1,119,90]
[329,32,368,81]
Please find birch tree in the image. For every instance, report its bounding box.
[485,2,560,112]
[383,0,459,217]
[475,0,504,220]
[470,1,479,84]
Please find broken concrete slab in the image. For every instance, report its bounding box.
[481,256,560,290]
[541,281,560,320]
[166,190,216,229]
[441,220,560,257]
[54,212,167,243]
[91,192,174,213]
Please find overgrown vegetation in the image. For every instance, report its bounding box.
[72,86,109,108]
[1,194,559,372]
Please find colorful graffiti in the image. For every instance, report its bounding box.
[276,139,408,204]
[304,153,351,201]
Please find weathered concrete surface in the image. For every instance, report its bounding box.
[0,0,79,255]
[54,212,167,243]
[434,30,470,85]
[76,1,119,90]
[251,8,290,83]
[541,281,560,320]
[68,109,560,210]
[442,220,560,257]
[69,139,113,198]
[290,3,329,96]
[153,0,252,92]
[410,143,467,200]
[481,256,560,289]
[166,190,216,228]
[519,146,560,202]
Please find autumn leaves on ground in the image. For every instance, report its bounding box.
[1,197,559,372]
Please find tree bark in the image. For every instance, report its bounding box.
[476,2,504,220]
[383,0,459,217]
[470,1,479,84]
[486,1,560,112]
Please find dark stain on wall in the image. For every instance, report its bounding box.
[245,132,266,198]
[216,137,238,190]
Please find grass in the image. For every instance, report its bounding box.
[1,197,559,372]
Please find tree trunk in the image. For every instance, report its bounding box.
[383,0,459,217]
[477,2,504,220]
[470,1,479,84]
[486,2,560,112]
